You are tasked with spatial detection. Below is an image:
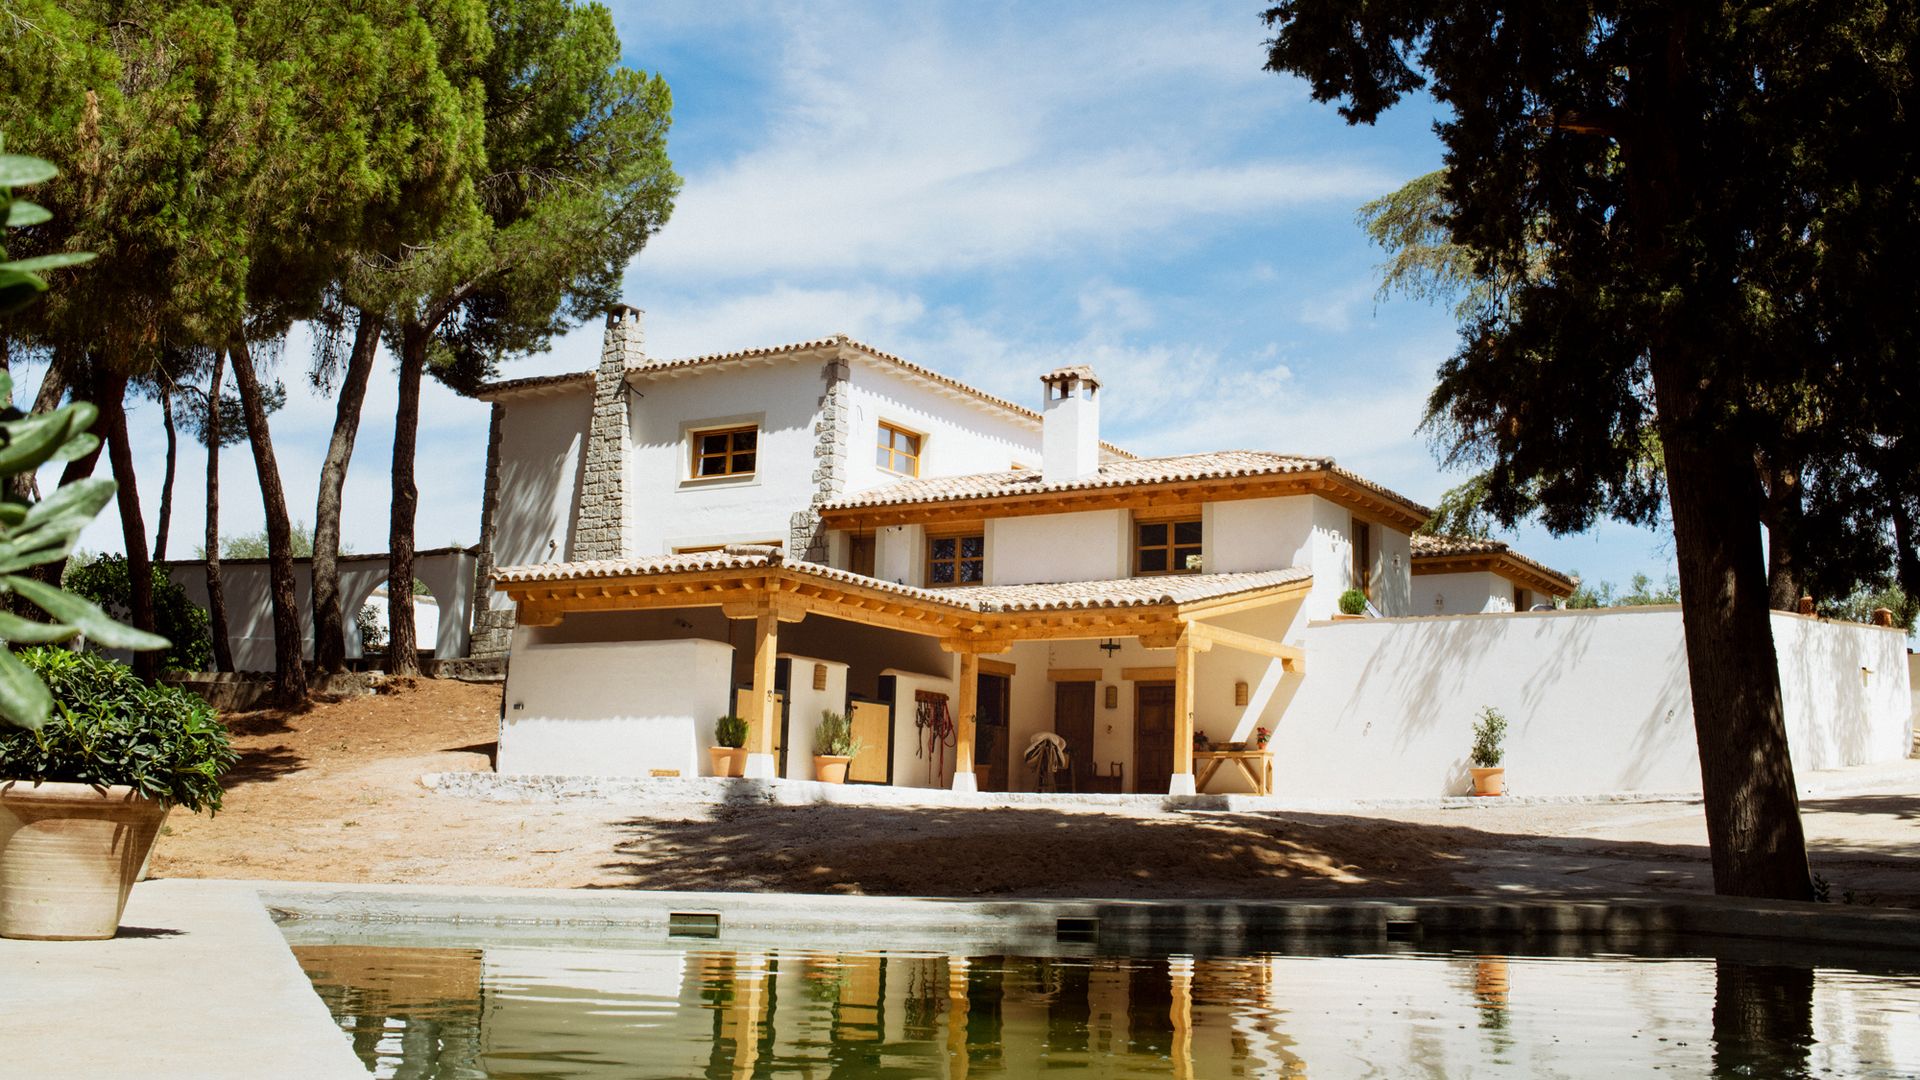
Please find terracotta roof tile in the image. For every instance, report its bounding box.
[822,450,1427,518]
[1410,533,1577,593]
[479,336,1132,458]
[494,549,1309,613]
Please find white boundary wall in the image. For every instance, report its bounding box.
[1281,606,1912,798]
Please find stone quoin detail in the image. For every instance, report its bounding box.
[789,354,851,562]
[574,306,643,561]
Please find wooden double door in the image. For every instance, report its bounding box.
[1051,680,1174,793]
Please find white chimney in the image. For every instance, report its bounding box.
[1040,365,1101,483]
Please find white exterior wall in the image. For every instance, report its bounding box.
[883,668,958,789]
[497,633,735,776]
[1372,525,1413,616]
[985,510,1129,586]
[1416,570,1511,615]
[780,654,849,782]
[495,391,590,568]
[840,364,1042,498]
[873,524,925,586]
[626,363,825,554]
[1277,607,1912,798]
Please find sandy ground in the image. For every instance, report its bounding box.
[153,679,1920,905]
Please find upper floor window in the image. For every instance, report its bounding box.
[692,424,757,478]
[927,533,984,586]
[877,422,922,476]
[1135,517,1202,576]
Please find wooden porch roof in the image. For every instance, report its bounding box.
[494,547,1310,655]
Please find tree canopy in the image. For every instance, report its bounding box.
[1265,2,1920,900]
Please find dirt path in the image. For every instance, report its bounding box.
[153,680,1920,906]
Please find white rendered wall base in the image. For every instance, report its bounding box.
[1281,607,1911,798]
[743,753,778,780]
[498,632,733,777]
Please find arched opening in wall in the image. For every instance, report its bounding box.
[354,578,442,672]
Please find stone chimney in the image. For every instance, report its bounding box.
[573,306,642,560]
[1040,365,1101,483]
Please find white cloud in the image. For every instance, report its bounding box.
[626,3,1396,281]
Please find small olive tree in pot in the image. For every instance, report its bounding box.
[813,710,863,785]
[710,714,749,778]
[1469,706,1508,797]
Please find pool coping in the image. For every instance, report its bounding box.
[258,878,1920,956]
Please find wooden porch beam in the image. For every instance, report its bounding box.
[1186,621,1305,673]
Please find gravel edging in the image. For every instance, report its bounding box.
[418,770,1714,812]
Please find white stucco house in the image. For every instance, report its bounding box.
[468,307,1912,798]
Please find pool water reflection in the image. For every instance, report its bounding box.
[291,940,1920,1078]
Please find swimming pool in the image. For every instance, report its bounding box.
[287,929,1920,1078]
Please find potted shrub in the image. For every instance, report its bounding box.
[1469,706,1508,796]
[0,648,235,939]
[1335,588,1369,620]
[812,710,863,784]
[709,714,749,778]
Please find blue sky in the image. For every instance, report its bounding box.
[69,0,1675,591]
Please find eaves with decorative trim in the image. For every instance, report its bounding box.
[1410,533,1578,596]
[493,547,1311,642]
[817,450,1431,533]
[473,334,1133,459]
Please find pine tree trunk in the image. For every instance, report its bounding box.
[229,339,308,705]
[153,389,176,561]
[204,349,235,674]
[95,366,161,682]
[312,310,384,675]
[1653,364,1812,901]
[1763,464,1802,612]
[28,355,106,596]
[6,346,70,503]
[386,323,427,677]
[1625,26,1810,902]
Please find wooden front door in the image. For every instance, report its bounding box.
[976,673,1011,792]
[1053,681,1096,792]
[1134,682,1174,794]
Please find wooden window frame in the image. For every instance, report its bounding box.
[689,424,759,479]
[876,421,923,477]
[1133,515,1203,577]
[925,530,985,588]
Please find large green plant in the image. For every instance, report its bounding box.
[0,647,233,811]
[65,554,213,673]
[0,144,168,729]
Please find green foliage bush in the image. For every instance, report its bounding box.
[814,710,863,758]
[65,555,212,672]
[0,647,234,812]
[1470,706,1507,769]
[713,714,748,749]
[1338,588,1369,615]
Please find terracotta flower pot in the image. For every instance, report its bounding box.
[1469,766,1506,797]
[0,781,168,940]
[813,755,851,784]
[708,747,747,778]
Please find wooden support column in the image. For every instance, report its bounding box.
[952,650,979,792]
[1169,627,1197,795]
[744,608,779,779]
